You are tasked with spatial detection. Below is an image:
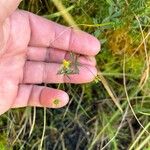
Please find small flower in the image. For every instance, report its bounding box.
[53,99,60,106]
[62,59,71,69]
[94,76,100,83]
[57,59,72,75]
[57,53,80,75]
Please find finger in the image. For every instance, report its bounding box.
[0,0,21,23]
[28,12,100,56]
[23,61,97,84]
[0,0,22,51]
[27,47,96,66]
[12,85,69,108]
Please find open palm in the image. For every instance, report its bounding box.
[0,8,100,115]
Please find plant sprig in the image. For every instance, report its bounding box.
[57,52,80,76]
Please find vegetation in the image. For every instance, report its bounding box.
[0,0,150,149]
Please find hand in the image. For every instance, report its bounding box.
[0,0,100,115]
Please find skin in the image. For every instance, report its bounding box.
[0,0,100,115]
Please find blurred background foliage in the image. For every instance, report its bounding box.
[0,0,150,149]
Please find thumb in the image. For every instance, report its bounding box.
[0,0,21,51]
[0,0,22,23]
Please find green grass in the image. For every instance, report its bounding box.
[0,0,150,149]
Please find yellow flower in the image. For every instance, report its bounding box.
[94,76,100,83]
[53,99,60,106]
[63,59,71,69]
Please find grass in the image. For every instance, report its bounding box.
[0,0,150,149]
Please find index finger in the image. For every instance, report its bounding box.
[28,12,100,56]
